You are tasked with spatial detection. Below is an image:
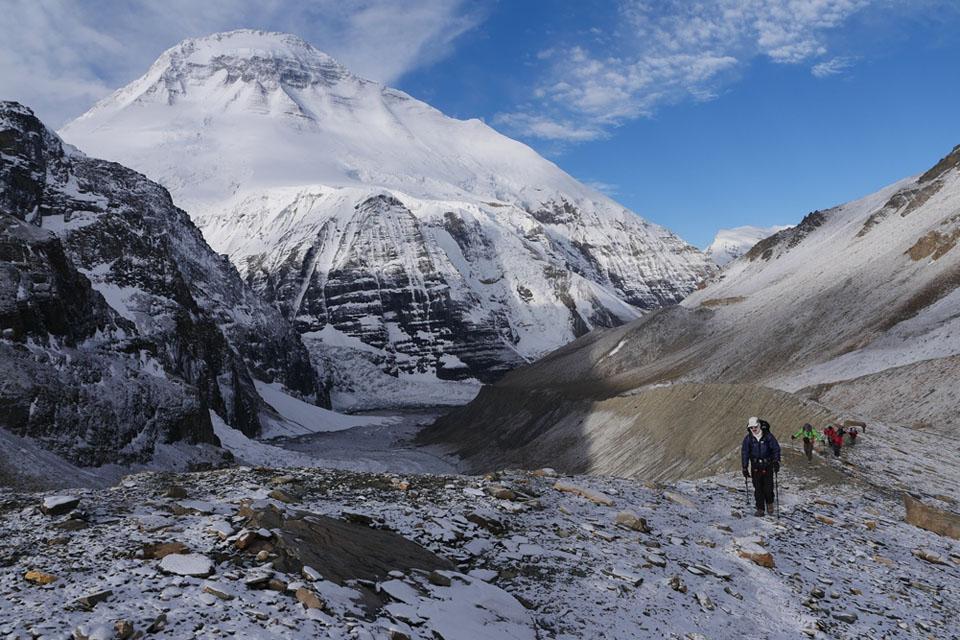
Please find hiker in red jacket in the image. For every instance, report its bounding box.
[823,424,844,457]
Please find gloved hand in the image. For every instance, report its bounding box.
[773,462,780,473]
[742,466,750,478]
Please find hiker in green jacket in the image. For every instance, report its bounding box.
[791,423,825,461]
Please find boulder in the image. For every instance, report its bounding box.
[912,548,948,565]
[243,504,454,585]
[70,589,113,611]
[142,541,189,559]
[146,614,167,634]
[695,592,715,611]
[164,485,188,499]
[24,570,58,585]
[531,468,558,478]
[341,510,375,526]
[903,494,960,540]
[553,482,615,506]
[158,553,213,577]
[202,583,235,601]
[40,495,79,516]
[663,492,695,509]
[114,620,134,639]
[295,587,325,610]
[485,485,516,501]
[465,510,507,535]
[268,488,300,504]
[615,511,650,533]
[738,551,775,569]
[427,571,452,587]
[668,574,687,593]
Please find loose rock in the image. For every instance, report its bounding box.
[24,570,58,585]
[553,481,615,506]
[738,550,775,568]
[40,496,79,516]
[615,510,650,533]
[295,587,325,610]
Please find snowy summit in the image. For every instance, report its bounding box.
[705,225,791,267]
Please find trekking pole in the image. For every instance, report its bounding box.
[744,474,750,510]
[775,472,780,520]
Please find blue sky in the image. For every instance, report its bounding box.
[3,0,959,247]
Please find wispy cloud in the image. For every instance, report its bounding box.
[497,0,876,142]
[493,112,607,143]
[0,0,484,127]
[811,56,856,77]
[584,180,620,196]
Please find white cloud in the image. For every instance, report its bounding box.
[811,56,856,77]
[584,181,620,196]
[497,0,874,141]
[493,112,607,142]
[0,0,483,127]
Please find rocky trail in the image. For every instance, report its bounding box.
[1,439,958,639]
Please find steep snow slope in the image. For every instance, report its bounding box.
[705,225,791,266]
[423,145,960,471]
[61,30,715,405]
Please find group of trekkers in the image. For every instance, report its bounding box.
[740,416,866,517]
[791,421,863,459]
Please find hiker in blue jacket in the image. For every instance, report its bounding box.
[741,417,782,517]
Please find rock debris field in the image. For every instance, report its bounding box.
[0,462,958,639]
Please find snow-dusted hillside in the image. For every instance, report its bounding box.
[61,30,715,406]
[705,225,791,266]
[424,144,960,469]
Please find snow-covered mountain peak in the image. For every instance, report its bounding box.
[705,224,791,267]
[73,30,358,125]
[60,32,716,406]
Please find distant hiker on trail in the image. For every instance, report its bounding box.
[823,424,844,458]
[846,426,859,446]
[741,417,781,517]
[843,419,867,433]
[791,423,824,461]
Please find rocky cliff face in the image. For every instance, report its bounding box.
[0,101,324,466]
[61,30,716,404]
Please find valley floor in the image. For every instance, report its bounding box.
[1,428,958,639]
[268,409,462,475]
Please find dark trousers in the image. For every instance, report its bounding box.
[831,444,841,457]
[751,467,775,510]
[802,439,813,460]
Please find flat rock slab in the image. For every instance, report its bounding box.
[244,504,454,585]
[553,481,615,506]
[41,496,79,516]
[159,553,213,577]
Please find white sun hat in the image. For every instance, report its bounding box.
[747,416,760,428]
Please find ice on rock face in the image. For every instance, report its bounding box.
[60,30,716,404]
